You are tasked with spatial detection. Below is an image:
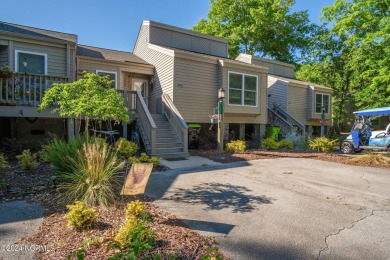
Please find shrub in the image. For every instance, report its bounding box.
[225,140,246,153]
[115,138,138,159]
[260,137,279,150]
[308,137,338,153]
[114,215,139,245]
[58,141,124,208]
[16,149,38,171]
[125,200,146,219]
[41,135,87,174]
[284,132,308,149]
[0,153,9,169]
[65,201,96,228]
[129,153,160,167]
[277,140,293,149]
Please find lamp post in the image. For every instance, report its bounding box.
[320,106,325,136]
[217,87,225,153]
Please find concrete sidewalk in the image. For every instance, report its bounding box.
[160,156,221,169]
[146,158,390,260]
[0,200,45,260]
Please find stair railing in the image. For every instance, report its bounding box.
[136,90,156,155]
[162,93,188,153]
[273,106,305,135]
[268,107,296,136]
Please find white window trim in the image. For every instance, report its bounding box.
[228,71,258,107]
[315,93,331,115]
[15,50,48,75]
[96,70,118,89]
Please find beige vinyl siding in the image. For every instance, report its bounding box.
[287,84,309,125]
[134,25,174,113]
[149,25,227,58]
[69,47,75,81]
[0,45,7,65]
[12,41,67,76]
[77,59,119,85]
[253,59,294,78]
[222,66,268,124]
[268,76,288,111]
[173,57,218,123]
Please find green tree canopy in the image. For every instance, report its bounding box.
[38,71,130,133]
[193,0,315,62]
[296,0,390,129]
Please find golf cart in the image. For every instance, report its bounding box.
[340,107,390,154]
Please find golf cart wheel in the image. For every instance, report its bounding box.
[341,141,354,154]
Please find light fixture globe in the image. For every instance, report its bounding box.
[218,87,225,100]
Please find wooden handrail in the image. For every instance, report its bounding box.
[135,90,156,155]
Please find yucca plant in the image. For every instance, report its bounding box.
[58,141,124,208]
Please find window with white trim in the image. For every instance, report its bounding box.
[315,93,330,114]
[15,50,47,75]
[96,70,117,89]
[228,72,258,106]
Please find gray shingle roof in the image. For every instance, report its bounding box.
[0,21,77,43]
[76,45,150,65]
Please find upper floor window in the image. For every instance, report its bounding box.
[315,93,330,114]
[15,50,47,75]
[228,72,258,106]
[96,70,117,89]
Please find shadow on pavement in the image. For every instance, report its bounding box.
[163,218,235,235]
[168,182,274,213]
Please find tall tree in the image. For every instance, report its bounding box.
[296,0,390,129]
[193,0,315,62]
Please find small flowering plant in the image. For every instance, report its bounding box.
[196,237,223,260]
[209,114,218,120]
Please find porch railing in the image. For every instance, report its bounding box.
[162,93,188,153]
[118,90,137,114]
[273,106,305,135]
[0,73,68,106]
[268,107,296,136]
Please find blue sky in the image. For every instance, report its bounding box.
[1,0,335,52]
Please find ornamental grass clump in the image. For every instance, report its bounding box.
[58,141,124,208]
[225,140,246,153]
[16,149,38,171]
[65,201,96,228]
[308,137,338,153]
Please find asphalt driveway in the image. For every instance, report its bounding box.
[145,158,390,260]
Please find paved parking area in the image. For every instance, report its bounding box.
[146,158,390,260]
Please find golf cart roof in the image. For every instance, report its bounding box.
[353,107,390,116]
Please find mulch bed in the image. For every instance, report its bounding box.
[23,195,218,260]
[190,149,390,169]
[0,162,226,260]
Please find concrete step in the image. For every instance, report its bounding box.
[155,147,183,154]
[151,152,190,159]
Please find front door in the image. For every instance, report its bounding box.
[132,79,148,106]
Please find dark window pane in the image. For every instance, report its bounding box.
[229,73,242,90]
[18,53,45,75]
[97,72,116,88]
[315,94,322,113]
[229,89,242,104]
[244,75,256,91]
[323,95,330,113]
[244,91,256,106]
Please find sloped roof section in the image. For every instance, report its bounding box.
[270,74,332,91]
[0,21,77,44]
[159,45,268,71]
[77,45,150,65]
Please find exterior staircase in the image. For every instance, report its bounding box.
[151,114,189,158]
[268,106,305,136]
